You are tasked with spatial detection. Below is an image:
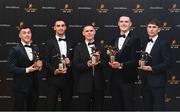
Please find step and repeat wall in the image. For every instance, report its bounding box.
[0,0,180,110]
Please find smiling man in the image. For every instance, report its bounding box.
[139,19,173,110]
[107,16,141,110]
[7,24,43,110]
[44,20,75,110]
[73,25,105,110]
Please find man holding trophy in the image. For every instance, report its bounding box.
[107,16,141,110]
[139,19,173,110]
[44,20,74,110]
[73,25,105,110]
[7,24,43,110]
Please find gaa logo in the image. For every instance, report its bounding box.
[96,4,109,13]
[132,4,144,13]
[24,3,37,13]
[168,4,180,13]
[60,4,73,13]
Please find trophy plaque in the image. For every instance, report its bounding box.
[58,54,67,73]
[32,51,41,71]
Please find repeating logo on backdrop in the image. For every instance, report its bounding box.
[169,4,180,13]
[171,39,180,48]
[160,22,171,31]
[16,21,24,30]
[91,22,99,31]
[96,4,109,13]
[24,3,37,12]
[168,75,180,85]
[132,4,144,13]
[165,94,171,103]
[61,4,73,13]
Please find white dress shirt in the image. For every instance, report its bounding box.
[21,41,33,61]
[145,35,158,54]
[118,31,129,50]
[56,35,67,57]
[85,40,95,57]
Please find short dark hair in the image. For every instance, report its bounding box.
[19,24,31,32]
[54,19,66,26]
[147,18,161,27]
[119,15,132,22]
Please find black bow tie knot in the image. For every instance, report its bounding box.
[24,45,32,48]
[59,38,66,41]
[148,38,153,43]
[119,34,126,38]
[88,42,95,46]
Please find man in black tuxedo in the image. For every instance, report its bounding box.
[73,25,105,110]
[44,20,74,110]
[139,19,173,110]
[7,25,43,110]
[107,16,141,110]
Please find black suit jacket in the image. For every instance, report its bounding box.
[7,43,40,93]
[110,31,141,83]
[73,41,105,93]
[141,37,173,87]
[44,37,75,86]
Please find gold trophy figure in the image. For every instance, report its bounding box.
[32,51,42,71]
[90,46,101,65]
[58,54,67,73]
[106,45,119,63]
[90,45,101,76]
[137,50,151,69]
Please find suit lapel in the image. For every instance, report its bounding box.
[66,39,73,57]
[82,42,91,59]
[53,39,61,55]
[143,40,148,51]
[114,37,119,49]
[19,43,31,61]
[149,37,160,56]
[121,35,130,50]
[117,34,131,54]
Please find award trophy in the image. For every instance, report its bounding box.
[91,46,99,64]
[32,51,42,71]
[58,54,67,73]
[136,50,151,69]
[90,45,100,76]
[106,45,119,63]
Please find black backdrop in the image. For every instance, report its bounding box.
[0,0,180,110]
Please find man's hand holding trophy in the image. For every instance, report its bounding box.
[106,45,123,69]
[106,45,118,63]
[55,54,69,75]
[87,45,101,67]
[137,50,152,71]
[32,51,43,71]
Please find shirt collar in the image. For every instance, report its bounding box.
[56,34,66,41]
[120,31,129,38]
[85,39,94,46]
[149,35,158,43]
[21,41,31,46]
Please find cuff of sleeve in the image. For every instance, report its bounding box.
[26,68,29,73]
[118,63,123,69]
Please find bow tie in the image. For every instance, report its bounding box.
[24,45,32,48]
[88,42,95,46]
[119,34,126,38]
[59,38,66,41]
[147,38,153,43]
